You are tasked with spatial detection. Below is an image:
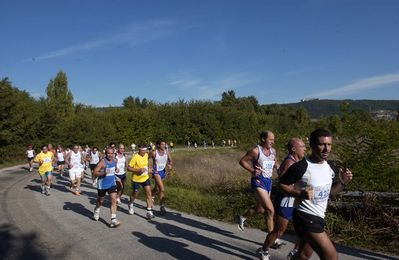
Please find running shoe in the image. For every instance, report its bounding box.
[236,215,246,231]
[151,196,155,203]
[45,186,50,196]
[93,207,100,221]
[29,167,33,172]
[128,204,134,215]
[256,247,271,260]
[271,238,286,249]
[109,218,121,228]
[116,198,122,205]
[287,249,298,260]
[146,210,155,220]
[160,205,166,215]
[41,185,46,194]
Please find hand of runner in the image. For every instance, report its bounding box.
[301,185,314,200]
[252,165,262,177]
[339,168,353,185]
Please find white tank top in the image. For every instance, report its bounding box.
[256,145,275,178]
[90,151,100,164]
[155,150,168,171]
[115,153,126,175]
[27,150,34,158]
[57,151,65,162]
[70,152,82,169]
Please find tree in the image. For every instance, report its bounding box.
[43,71,74,139]
[221,90,237,107]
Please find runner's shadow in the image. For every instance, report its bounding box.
[23,185,42,193]
[63,202,92,218]
[150,221,254,259]
[132,231,211,259]
[31,179,42,184]
[161,211,261,246]
[335,243,398,260]
[50,183,70,193]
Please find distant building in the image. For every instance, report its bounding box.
[371,110,398,121]
[300,98,319,102]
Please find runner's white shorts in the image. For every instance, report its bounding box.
[69,168,83,180]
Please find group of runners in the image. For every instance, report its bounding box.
[27,128,353,260]
[28,140,172,229]
[236,129,353,260]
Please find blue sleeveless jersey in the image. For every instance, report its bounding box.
[98,159,117,189]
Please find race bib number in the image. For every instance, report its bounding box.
[43,158,51,163]
[312,184,331,204]
[156,163,166,172]
[262,161,274,170]
[105,167,116,176]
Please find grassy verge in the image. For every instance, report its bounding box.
[0,159,26,169]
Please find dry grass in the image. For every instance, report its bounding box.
[170,149,249,191]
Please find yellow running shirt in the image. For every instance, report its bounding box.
[128,153,149,183]
[34,151,54,175]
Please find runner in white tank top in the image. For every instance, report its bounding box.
[150,139,173,215]
[56,145,66,176]
[65,145,84,195]
[26,145,35,172]
[115,144,127,205]
[237,131,279,260]
[87,147,101,187]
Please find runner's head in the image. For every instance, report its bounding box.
[117,144,124,154]
[105,147,114,160]
[287,138,307,160]
[47,143,53,150]
[138,144,148,156]
[260,131,275,148]
[309,128,332,161]
[73,145,79,153]
[156,139,166,151]
[41,145,48,153]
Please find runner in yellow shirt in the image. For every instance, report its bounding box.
[127,145,154,219]
[33,145,55,196]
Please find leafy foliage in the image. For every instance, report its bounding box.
[1,74,398,192]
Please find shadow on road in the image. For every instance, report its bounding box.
[336,243,398,260]
[161,211,262,246]
[0,224,45,260]
[63,201,93,219]
[150,220,254,259]
[133,231,211,259]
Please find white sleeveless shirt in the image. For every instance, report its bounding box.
[256,145,275,178]
[154,150,168,171]
[70,152,82,169]
[115,153,126,175]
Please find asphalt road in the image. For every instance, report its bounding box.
[0,165,396,260]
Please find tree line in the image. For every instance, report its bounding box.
[1,71,398,191]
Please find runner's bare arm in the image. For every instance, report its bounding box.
[239,147,259,176]
[93,161,105,177]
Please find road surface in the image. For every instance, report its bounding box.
[0,165,396,260]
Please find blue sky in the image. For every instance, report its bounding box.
[1,0,399,106]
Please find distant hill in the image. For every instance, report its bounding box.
[284,99,399,118]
